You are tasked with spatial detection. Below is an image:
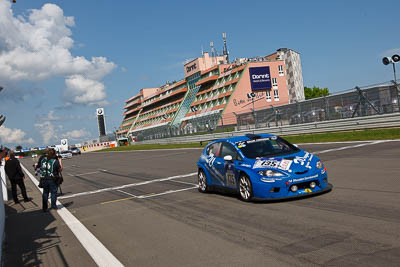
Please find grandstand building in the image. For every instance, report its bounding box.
[117,47,305,141]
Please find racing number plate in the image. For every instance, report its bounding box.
[226,171,236,187]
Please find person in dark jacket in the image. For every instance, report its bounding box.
[0,148,6,161]
[39,148,62,211]
[5,151,30,204]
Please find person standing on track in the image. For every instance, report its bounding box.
[5,151,30,204]
[34,148,49,176]
[39,148,62,212]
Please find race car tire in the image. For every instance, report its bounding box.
[198,169,209,193]
[239,174,253,201]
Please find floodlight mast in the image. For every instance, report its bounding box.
[382,54,399,84]
[382,54,400,112]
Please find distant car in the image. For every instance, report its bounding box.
[31,153,38,158]
[59,151,73,159]
[196,133,332,201]
[70,147,81,155]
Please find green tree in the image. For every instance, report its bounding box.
[304,86,330,100]
[15,145,22,151]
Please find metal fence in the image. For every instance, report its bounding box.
[236,83,399,130]
[134,83,399,142]
[136,113,400,145]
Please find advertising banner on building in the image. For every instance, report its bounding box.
[249,66,272,90]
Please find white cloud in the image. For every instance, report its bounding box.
[0,126,34,145]
[36,110,73,122]
[44,110,62,121]
[34,110,92,144]
[34,120,61,145]
[64,75,107,105]
[61,129,90,140]
[0,0,116,105]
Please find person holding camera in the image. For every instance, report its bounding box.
[38,149,62,212]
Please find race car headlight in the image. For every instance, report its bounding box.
[316,160,323,169]
[258,170,284,177]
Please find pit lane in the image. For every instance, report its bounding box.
[21,140,400,266]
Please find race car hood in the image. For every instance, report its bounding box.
[246,150,320,175]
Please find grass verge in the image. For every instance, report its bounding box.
[99,127,400,152]
[283,128,400,143]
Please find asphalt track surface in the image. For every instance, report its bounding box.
[20,140,400,266]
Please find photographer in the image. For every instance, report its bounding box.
[39,149,62,212]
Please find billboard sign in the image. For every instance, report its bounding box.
[249,66,272,90]
[184,59,200,77]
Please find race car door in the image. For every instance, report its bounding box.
[205,142,224,186]
[214,142,239,189]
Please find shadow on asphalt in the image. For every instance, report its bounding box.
[3,204,68,266]
[207,185,333,204]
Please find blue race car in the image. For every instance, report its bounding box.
[196,134,332,201]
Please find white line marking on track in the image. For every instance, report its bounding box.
[117,190,137,197]
[137,186,198,199]
[171,180,198,186]
[297,139,400,146]
[313,140,388,154]
[58,172,198,200]
[20,164,124,267]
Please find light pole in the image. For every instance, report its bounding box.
[383,54,400,112]
[191,106,198,132]
[247,92,256,127]
[383,54,400,83]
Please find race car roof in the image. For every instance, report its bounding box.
[213,133,276,144]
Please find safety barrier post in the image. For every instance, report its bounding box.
[0,159,7,265]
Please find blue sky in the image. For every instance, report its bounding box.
[0,0,399,148]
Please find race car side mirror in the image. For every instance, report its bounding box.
[224,155,233,161]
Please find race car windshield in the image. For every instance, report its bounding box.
[238,137,299,159]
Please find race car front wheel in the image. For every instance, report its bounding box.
[198,169,209,193]
[239,175,253,201]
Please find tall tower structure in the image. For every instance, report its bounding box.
[96,108,106,138]
[222,32,229,64]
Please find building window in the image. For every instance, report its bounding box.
[266,90,272,102]
[274,90,279,101]
[278,65,284,76]
[272,78,278,89]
